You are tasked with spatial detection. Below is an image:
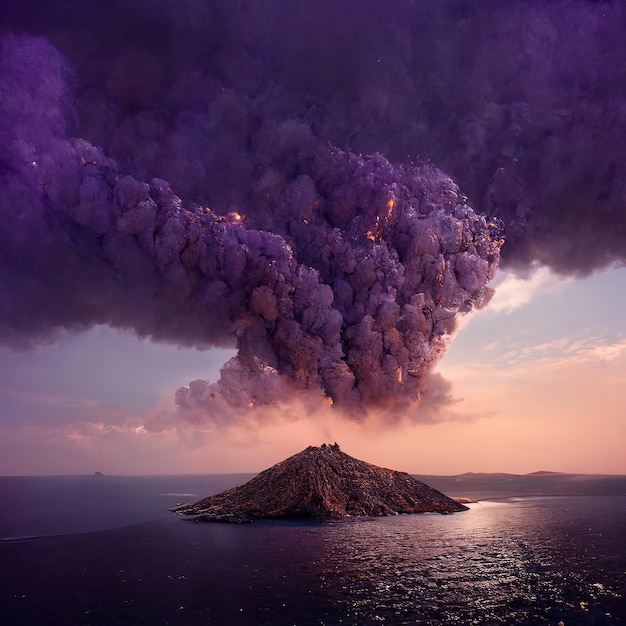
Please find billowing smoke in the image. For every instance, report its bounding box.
[1,0,624,423]
[0,33,499,419]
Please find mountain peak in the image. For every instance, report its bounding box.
[171,444,467,523]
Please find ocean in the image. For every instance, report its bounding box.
[0,475,624,625]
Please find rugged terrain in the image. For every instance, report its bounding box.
[171,444,467,522]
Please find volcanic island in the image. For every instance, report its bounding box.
[171,443,467,523]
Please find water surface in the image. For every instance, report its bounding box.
[0,475,624,625]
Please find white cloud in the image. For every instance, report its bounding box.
[487,265,571,313]
[483,335,626,372]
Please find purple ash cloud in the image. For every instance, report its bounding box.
[1,0,624,423]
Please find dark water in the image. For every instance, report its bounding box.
[0,476,624,625]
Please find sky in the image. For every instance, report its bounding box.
[1,0,625,476]
[1,264,624,476]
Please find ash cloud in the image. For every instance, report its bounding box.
[1,0,625,422]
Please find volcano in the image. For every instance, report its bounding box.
[171,444,467,522]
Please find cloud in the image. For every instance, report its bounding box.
[486,266,572,314]
[2,0,626,432]
[469,334,626,375]
[0,34,500,425]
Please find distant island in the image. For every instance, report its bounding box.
[171,443,467,523]
[416,470,626,500]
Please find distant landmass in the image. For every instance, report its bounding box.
[171,444,467,523]
[415,471,626,500]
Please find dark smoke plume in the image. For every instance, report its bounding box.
[1,0,625,422]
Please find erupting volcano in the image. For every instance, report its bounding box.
[171,444,467,522]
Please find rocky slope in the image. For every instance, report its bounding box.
[171,444,467,522]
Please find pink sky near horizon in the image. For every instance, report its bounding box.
[0,266,625,477]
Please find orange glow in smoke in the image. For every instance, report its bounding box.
[386,197,395,220]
